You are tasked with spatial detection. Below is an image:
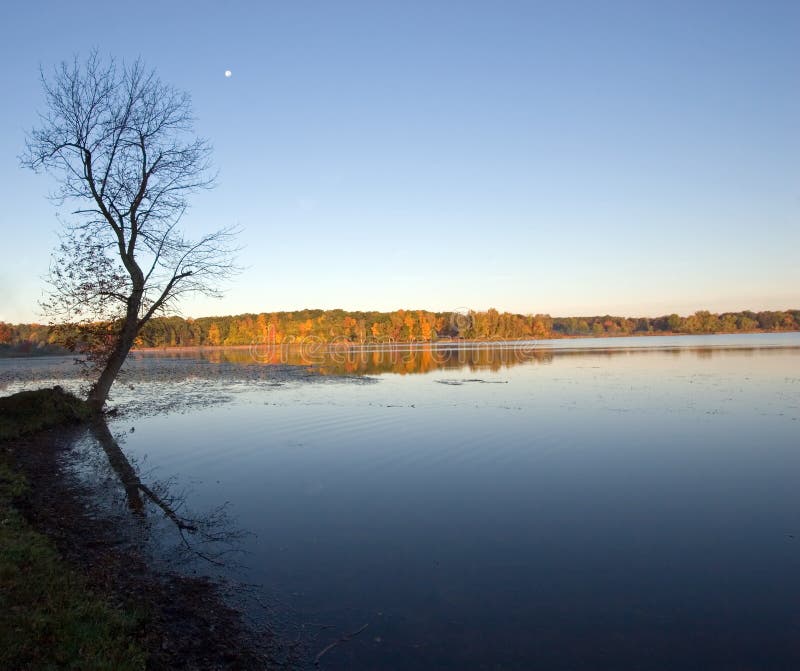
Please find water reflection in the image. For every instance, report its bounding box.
[132,341,791,377]
[3,333,796,391]
[81,419,248,568]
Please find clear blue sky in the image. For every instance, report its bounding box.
[1,1,798,322]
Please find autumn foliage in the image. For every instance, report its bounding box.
[2,308,798,356]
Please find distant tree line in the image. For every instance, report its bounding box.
[551,309,800,337]
[1,308,798,355]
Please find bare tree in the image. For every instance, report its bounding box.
[21,52,238,412]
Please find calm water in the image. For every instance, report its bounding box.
[5,333,800,669]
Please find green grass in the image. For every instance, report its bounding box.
[0,396,147,670]
[0,387,91,442]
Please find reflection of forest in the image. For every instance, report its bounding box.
[0,344,783,390]
[169,343,771,376]
[202,343,555,375]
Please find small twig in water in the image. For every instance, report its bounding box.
[314,623,369,666]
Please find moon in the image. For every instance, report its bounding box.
[224,70,232,78]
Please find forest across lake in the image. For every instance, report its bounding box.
[2,307,798,356]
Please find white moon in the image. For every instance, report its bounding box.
[224,70,232,78]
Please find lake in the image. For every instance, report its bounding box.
[3,332,800,669]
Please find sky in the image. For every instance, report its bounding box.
[0,1,798,322]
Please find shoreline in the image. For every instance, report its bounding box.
[0,390,292,669]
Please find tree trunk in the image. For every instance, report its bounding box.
[86,293,142,414]
[86,330,137,413]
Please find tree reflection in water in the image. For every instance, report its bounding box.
[89,419,248,567]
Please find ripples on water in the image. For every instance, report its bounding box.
[3,333,800,669]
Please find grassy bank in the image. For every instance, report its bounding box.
[0,386,90,441]
[0,450,147,669]
[0,388,145,669]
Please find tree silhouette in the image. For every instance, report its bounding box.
[21,52,239,412]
